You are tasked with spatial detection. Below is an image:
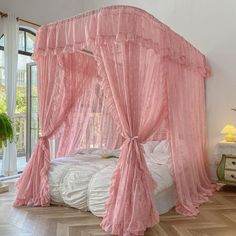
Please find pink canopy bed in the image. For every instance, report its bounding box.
[14,5,215,236]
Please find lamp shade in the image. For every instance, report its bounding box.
[221,124,236,134]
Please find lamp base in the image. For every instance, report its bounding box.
[225,134,235,142]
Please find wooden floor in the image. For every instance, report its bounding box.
[0,182,236,236]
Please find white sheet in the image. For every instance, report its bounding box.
[49,150,175,216]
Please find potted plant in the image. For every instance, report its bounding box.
[0,112,14,193]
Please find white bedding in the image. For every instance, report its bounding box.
[49,143,175,216]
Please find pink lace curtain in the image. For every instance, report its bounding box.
[97,42,168,235]
[166,61,215,216]
[57,79,123,156]
[14,53,97,206]
[14,6,214,236]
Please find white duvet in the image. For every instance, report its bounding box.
[49,141,173,217]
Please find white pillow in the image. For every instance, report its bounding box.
[143,141,160,154]
[91,148,121,157]
[74,148,101,155]
[153,140,169,153]
[144,140,170,165]
[145,152,170,165]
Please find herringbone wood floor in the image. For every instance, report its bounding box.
[0,182,236,236]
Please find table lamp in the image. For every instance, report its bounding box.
[221,124,236,142]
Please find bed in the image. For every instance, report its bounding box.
[15,6,214,236]
[48,140,176,216]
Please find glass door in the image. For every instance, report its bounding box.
[26,63,38,160]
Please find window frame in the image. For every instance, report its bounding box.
[26,62,38,160]
[0,27,36,56]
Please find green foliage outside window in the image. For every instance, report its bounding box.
[0,85,26,113]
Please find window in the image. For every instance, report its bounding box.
[0,27,37,176]
[26,63,38,159]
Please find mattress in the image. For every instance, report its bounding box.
[49,145,175,216]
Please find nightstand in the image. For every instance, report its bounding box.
[216,142,236,186]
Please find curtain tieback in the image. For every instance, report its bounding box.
[130,136,138,141]
[38,136,50,152]
[125,136,139,141]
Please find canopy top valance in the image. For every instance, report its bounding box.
[34,5,210,77]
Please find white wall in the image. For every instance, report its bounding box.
[1,0,236,178]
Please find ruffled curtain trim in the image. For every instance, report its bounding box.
[14,137,50,207]
[32,6,210,78]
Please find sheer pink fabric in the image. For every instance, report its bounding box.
[166,61,215,216]
[14,5,214,236]
[57,80,122,156]
[97,42,167,235]
[14,53,97,206]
